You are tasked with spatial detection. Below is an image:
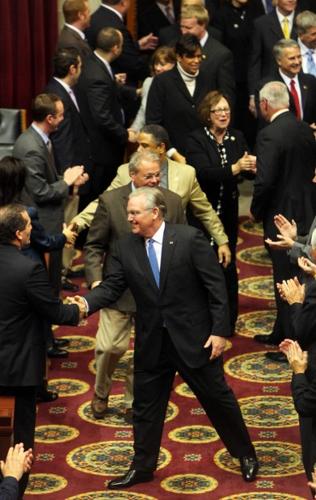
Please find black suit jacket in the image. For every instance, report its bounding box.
[251,111,316,238]
[248,10,298,94]
[138,0,181,38]
[85,224,230,369]
[77,53,134,170]
[0,245,79,386]
[84,183,185,311]
[57,25,92,62]
[44,78,93,191]
[85,6,148,82]
[146,66,215,154]
[255,70,316,125]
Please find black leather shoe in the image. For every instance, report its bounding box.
[53,338,70,348]
[36,390,58,403]
[67,269,84,278]
[108,469,154,490]
[61,277,79,292]
[47,346,69,358]
[239,456,258,482]
[265,352,287,363]
[253,334,277,345]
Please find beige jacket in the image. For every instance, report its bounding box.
[72,159,228,246]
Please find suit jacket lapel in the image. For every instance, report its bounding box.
[132,235,159,290]
[172,68,196,104]
[298,73,308,112]
[29,127,58,180]
[269,11,284,38]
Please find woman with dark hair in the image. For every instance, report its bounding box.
[186,91,256,333]
[0,156,77,400]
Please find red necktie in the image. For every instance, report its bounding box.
[290,80,301,120]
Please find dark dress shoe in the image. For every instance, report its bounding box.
[239,456,259,482]
[253,334,277,345]
[91,394,109,419]
[47,346,69,358]
[265,352,287,363]
[36,390,58,403]
[61,277,79,292]
[67,268,84,278]
[53,338,70,348]
[108,469,154,490]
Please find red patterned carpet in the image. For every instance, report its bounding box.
[24,217,310,499]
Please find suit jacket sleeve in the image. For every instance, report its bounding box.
[29,207,66,252]
[191,230,230,336]
[26,263,79,325]
[72,198,99,232]
[188,175,229,246]
[131,77,152,131]
[250,129,279,220]
[107,165,130,190]
[0,477,19,500]
[86,76,128,144]
[85,246,128,314]
[291,373,316,417]
[290,281,316,347]
[21,149,69,205]
[84,196,111,286]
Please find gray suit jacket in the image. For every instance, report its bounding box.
[84,183,185,312]
[13,126,69,233]
[289,216,316,264]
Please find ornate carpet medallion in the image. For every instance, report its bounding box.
[224,352,291,383]
[60,335,95,352]
[239,219,264,236]
[25,473,67,494]
[221,494,306,500]
[67,441,171,475]
[88,350,133,379]
[168,425,219,444]
[236,310,276,338]
[238,396,298,428]
[160,474,218,494]
[48,378,90,397]
[239,276,274,300]
[237,246,271,267]
[78,395,178,427]
[215,441,304,477]
[67,492,157,500]
[35,424,79,443]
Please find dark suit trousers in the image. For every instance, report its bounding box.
[131,330,255,471]
[0,386,36,498]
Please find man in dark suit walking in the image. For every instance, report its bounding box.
[0,204,81,496]
[58,0,92,63]
[72,187,258,490]
[251,81,316,360]
[77,27,137,196]
[84,150,185,421]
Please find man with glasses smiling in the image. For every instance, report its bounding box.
[83,150,185,420]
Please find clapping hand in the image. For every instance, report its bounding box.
[279,339,307,374]
[0,443,33,481]
[276,277,305,304]
[298,256,316,278]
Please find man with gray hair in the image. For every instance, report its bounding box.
[256,38,316,125]
[72,186,258,490]
[251,81,316,361]
[84,150,185,420]
[296,10,316,77]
